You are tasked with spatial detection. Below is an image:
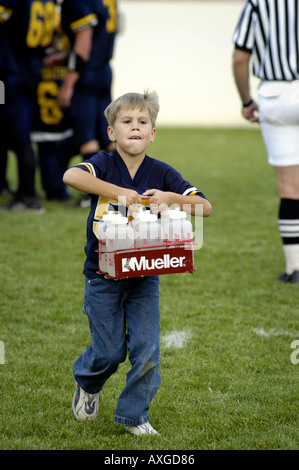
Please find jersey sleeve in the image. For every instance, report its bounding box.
[62,0,101,34]
[75,152,108,179]
[232,0,257,52]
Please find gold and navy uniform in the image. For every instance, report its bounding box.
[60,0,117,149]
[0,0,57,77]
[61,0,116,69]
[31,65,78,201]
[0,0,57,146]
[74,150,206,278]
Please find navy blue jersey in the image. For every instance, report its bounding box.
[32,65,74,137]
[0,6,19,72]
[61,0,116,69]
[59,0,116,148]
[75,150,206,278]
[0,0,57,76]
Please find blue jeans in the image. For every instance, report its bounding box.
[73,275,161,426]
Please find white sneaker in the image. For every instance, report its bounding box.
[125,423,159,436]
[72,383,99,421]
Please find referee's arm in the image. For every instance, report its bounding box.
[232,48,259,123]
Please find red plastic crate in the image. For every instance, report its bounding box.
[97,241,195,279]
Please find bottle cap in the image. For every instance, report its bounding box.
[102,212,122,221]
[161,207,180,217]
[169,210,186,219]
[132,208,147,219]
[139,212,158,222]
[111,217,128,224]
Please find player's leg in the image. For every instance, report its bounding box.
[275,166,299,282]
[71,86,99,206]
[0,71,14,195]
[71,82,100,159]
[3,74,42,210]
[95,69,115,153]
[38,140,72,201]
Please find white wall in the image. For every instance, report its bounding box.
[111,0,259,127]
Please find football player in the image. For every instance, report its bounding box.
[0,0,58,211]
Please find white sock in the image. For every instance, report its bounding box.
[283,244,299,275]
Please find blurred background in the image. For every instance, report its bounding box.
[112,0,258,126]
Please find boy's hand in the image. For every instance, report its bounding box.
[142,189,174,214]
[118,188,142,208]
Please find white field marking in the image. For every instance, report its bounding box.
[253,327,297,337]
[162,330,192,349]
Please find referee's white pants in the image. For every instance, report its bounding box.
[258,80,299,167]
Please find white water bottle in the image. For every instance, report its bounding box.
[130,207,146,235]
[160,207,179,236]
[162,210,193,242]
[135,212,161,248]
[106,217,134,277]
[97,213,122,273]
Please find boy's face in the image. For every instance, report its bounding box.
[107,107,156,159]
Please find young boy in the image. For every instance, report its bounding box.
[63,90,212,435]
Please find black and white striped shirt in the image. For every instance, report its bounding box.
[233,0,299,81]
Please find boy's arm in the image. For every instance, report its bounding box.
[142,189,212,217]
[63,167,142,207]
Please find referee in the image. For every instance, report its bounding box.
[232,0,299,283]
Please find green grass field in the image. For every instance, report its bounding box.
[0,127,298,451]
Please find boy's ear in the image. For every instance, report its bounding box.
[150,128,157,143]
[107,126,116,142]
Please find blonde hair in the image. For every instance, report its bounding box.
[104,90,160,128]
